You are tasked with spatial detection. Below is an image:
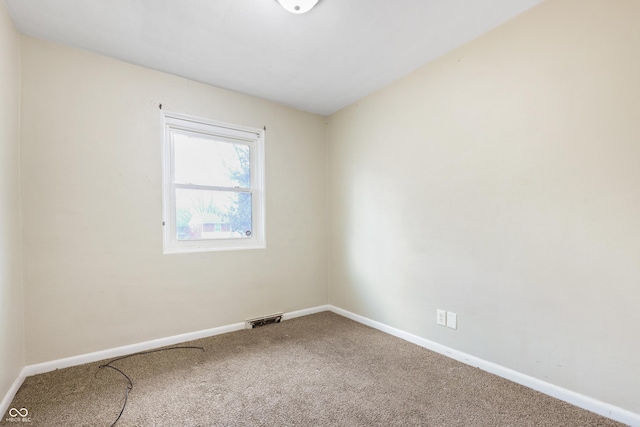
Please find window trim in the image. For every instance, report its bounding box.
[161,111,265,254]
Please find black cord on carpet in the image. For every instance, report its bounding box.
[97,346,205,427]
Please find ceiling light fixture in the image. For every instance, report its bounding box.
[276,0,319,14]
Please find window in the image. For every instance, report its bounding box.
[162,111,265,253]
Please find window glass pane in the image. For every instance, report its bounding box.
[173,133,250,188]
[175,188,252,240]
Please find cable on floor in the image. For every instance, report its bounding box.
[96,345,205,427]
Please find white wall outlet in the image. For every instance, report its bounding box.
[436,309,446,326]
[446,312,457,330]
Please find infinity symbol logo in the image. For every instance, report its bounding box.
[8,407,28,417]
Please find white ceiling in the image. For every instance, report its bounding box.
[5,0,543,116]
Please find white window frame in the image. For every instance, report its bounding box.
[162,111,265,253]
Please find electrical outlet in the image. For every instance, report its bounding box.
[436,309,446,326]
[446,312,457,330]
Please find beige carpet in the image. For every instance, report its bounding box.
[2,312,626,426]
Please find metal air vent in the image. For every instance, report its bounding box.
[245,312,283,329]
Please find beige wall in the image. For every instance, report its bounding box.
[0,0,24,403]
[20,37,327,364]
[328,0,640,414]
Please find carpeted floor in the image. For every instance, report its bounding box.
[2,312,626,426]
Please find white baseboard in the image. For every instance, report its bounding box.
[0,371,27,419]
[328,305,640,427]
[23,321,245,377]
[283,304,329,320]
[24,304,330,377]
